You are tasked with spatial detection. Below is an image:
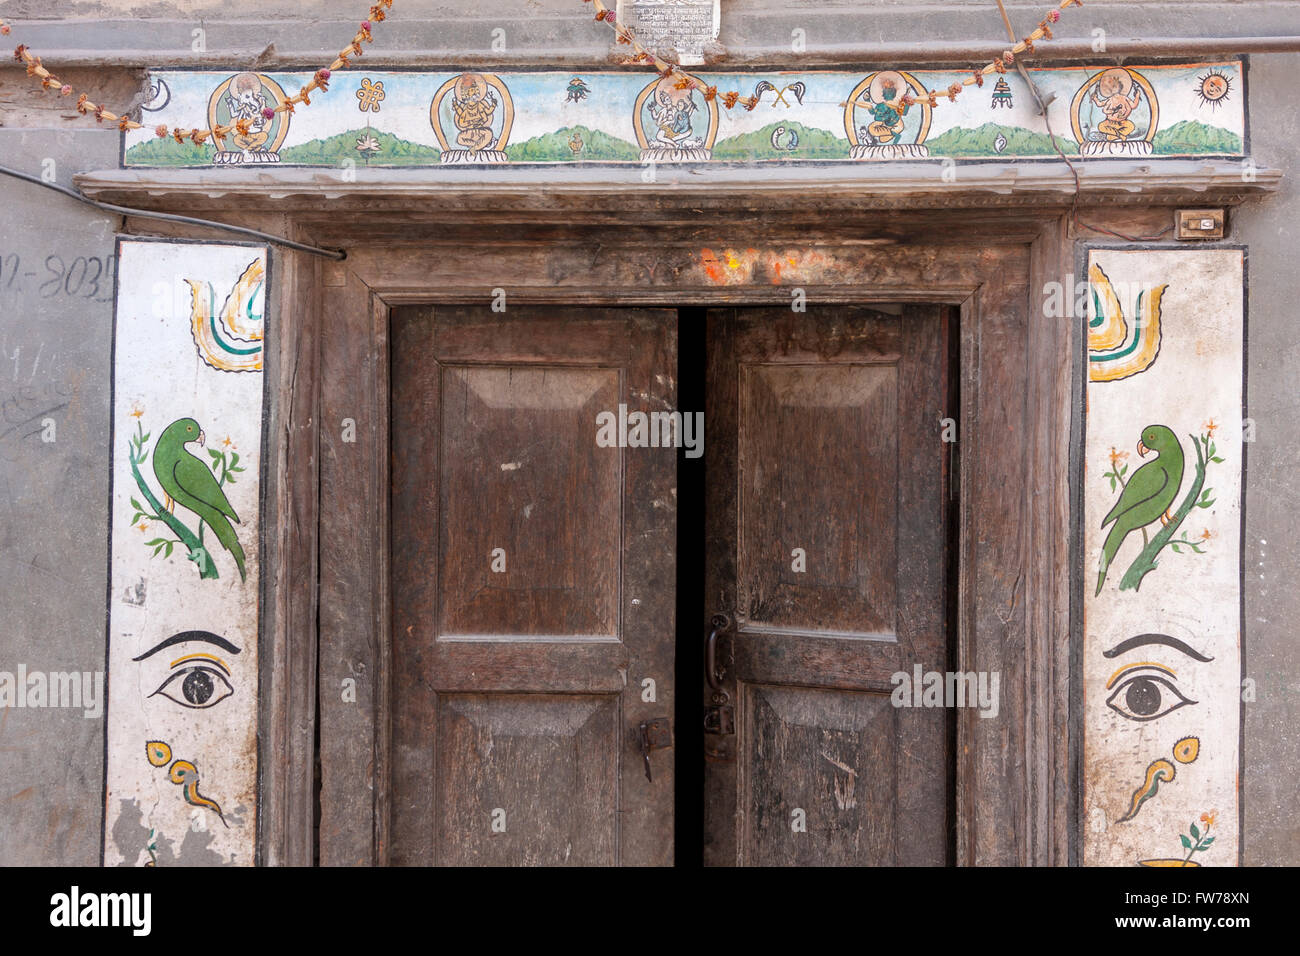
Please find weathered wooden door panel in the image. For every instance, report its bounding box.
[438,364,621,638]
[434,694,619,866]
[389,305,676,866]
[704,305,951,867]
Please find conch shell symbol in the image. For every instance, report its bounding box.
[186,257,265,373]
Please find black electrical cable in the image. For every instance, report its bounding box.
[0,162,347,260]
[991,0,1175,243]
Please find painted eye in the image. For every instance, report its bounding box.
[1106,673,1194,722]
[150,666,233,709]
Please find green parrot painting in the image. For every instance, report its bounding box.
[1096,424,1184,595]
[152,417,246,582]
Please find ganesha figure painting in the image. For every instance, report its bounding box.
[430,72,514,164]
[206,72,290,165]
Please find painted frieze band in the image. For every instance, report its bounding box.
[124,62,1245,167]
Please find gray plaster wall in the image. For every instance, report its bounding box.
[0,1,1296,866]
[0,128,119,866]
[1235,52,1300,868]
[3,2,1300,65]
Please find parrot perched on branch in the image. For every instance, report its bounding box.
[1096,423,1183,595]
[153,417,246,582]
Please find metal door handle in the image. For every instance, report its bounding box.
[637,717,672,782]
[705,613,730,691]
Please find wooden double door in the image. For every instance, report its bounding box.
[385,303,954,866]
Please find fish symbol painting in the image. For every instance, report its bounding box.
[769,125,799,151]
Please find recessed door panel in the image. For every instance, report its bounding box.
[739,362,898,635]
[439,365,621,638]
[743,684,907,867]
[435,694,619,866]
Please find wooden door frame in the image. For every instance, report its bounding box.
[77,164,1275,866]
[295,216,1068,869]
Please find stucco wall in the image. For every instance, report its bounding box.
[0,1,1295,866]
[0,128,118,866]
[1235,51,1300,868]
[4,2,1300,65]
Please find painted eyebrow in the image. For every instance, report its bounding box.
[1105,661,1176,690]
[1102,633,1213,662]
[168,653,231,675]
[133,630,242,662]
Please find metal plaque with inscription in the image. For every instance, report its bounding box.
[616,0,721,67]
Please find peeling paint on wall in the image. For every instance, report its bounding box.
[1082,247,1243,867]
[102,240,267,867]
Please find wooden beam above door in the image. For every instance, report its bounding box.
[76,159,1278,222]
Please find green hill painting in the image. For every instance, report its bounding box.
[123,137,217,166]
[927,123,1078,157]
[507,126,639,162]
[124,127,441,166]
[1152,120,1241,155]
[119,117,1246,167]
[713,122,848,160]
[281,128,440,165]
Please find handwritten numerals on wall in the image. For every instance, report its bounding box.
[0,253,116,301]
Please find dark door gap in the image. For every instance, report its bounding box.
[675,306,707,869]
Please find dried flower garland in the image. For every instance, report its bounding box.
[2,0,1085,137]
[2,2,394,141]
[586,0,1084,115]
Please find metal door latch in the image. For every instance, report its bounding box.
[637,716,672,782]
[704,613,735,736]
[704,699,735,735]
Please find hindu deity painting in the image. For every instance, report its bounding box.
[633,73,719,162]
[1071,67,1160,157]
[206,72,291,165]
[843,70,932,160]
[430,72,515,164]
[122,63,1241,168]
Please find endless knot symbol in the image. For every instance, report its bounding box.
[356,77,386,113]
